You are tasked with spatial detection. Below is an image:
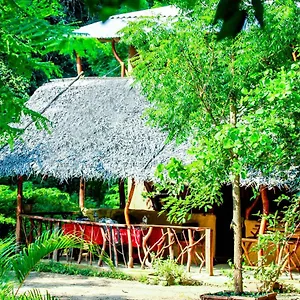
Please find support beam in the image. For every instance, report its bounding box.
[124,178,135,226]
[125,178,135,268]
[111,39,128,77]
[16,175,23,252]
[76,52,82,75]
[79,177,85,209]
[258,185,269,261]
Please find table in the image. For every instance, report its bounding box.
[62,223,164,266]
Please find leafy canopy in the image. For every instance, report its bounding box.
[122,0,299,222]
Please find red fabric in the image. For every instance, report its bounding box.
[62,223,103,245]
[117,228,142,247]
[62,224,163,249]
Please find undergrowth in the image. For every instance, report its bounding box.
[34,261,133,281]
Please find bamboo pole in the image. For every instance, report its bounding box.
[79,177,85,210]
[16,175,23,252]
[76,52,82,75]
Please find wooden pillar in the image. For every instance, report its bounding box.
[79,177,85,209]
[119,178,126,209]
[16,175,23,252]
[76,52,82,75]
[125,178,135,268]
[205,228,214,276]
[167,228,174,260]
[112,39,127,77]
[258,186,269,261]
[124,178,135,226]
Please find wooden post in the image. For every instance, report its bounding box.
[52,221,60,262]
[16,175,23,252]
[119,178,126,209]
[258,186,269,261]
[205,228,213,276]
[79,177,85,210]
[186,229,193,272]
[167,228,174,260]
[125,178,135,268]
[124,178,135,226]
[111,39,127,77]
[76,52,82,75]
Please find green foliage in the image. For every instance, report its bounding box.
[0,230,86,299]
[22,182,78,213]
[34,260,133,280]
[122,0,300,222]
[152,257,194,286]
[0,0,74,147]
[253,194,300,293]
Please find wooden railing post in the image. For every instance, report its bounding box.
[167,228,174,260]
[205,228,213,275]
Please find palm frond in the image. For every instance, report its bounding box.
[12,230,83,295]
[18,289,58,300]
[0,237,16,283]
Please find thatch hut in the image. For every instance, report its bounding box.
[0,77,187,181]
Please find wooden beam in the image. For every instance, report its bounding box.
[16,175,23,252]
[125,178,135,268]
[205,228,214,275]
[245,193,261,220]
[79,177,85,209]
[124,178,135,227]
[76,52,82,75]
[111,39,128,77]
[258,185,269,261]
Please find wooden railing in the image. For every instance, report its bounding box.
[20,214,214,275]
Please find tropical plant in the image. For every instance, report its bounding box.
[122,0,299,294]
[0,230,88,299]
[253,193,300,293]
[0,0,76,147]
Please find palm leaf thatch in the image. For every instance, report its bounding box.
[0,77,188,181]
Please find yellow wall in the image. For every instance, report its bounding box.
[127,180,153,210]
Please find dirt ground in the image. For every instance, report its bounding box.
[20,272,300,300]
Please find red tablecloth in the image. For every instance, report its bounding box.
[62,223,104,245]
[62,224,163,249]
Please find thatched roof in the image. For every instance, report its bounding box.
[0,77,188,181]
[0,77,298,190]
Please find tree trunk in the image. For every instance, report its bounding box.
[230,102,243,294]
[232,173,243,294]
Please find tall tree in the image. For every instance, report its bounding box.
[0,0,75,146]
[122,0,299,293]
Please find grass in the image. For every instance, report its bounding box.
[34,260,134,281]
